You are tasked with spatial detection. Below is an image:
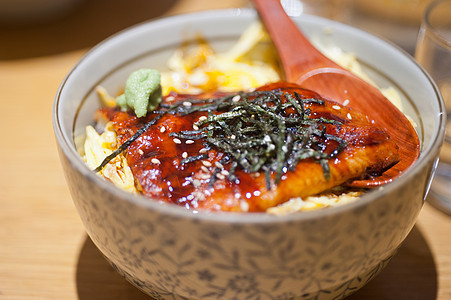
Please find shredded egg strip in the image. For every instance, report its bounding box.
[84,122,137,194]
[161,22,280,95]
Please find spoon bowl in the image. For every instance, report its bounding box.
[253,0,420,187]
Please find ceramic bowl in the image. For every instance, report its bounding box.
[53,9,445,300]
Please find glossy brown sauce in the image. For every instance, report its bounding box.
[99,82,399,212]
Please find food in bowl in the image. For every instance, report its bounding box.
[54,9,444,300]
[81,22,407,213]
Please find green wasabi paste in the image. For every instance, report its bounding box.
[116,68,162,118]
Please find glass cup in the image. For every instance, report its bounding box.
[415,0,451,213]
[351,0,429,54]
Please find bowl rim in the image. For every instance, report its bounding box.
[53,8,446,224]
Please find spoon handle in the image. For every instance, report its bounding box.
[252,0,340,82]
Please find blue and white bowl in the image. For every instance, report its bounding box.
[53,9,444,300]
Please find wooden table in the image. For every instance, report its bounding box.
[1,1,450,299]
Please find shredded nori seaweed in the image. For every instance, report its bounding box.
[95,89,347,189]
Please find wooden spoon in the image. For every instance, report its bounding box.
[253,0,420,187]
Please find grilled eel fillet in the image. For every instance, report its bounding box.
[98,82,400,212]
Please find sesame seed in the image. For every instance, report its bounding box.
[173,138,182,144]
[215,162,224,168]
[232,95,241,102]
[199,173,210,180]
[138,149,144,155]
[183,101,192,107]
[343,99,350,106]
[251,172,260,179]
[160,126,166,133]
[347,113,352,120]
[193,191,206,201]
[193,124,199,130]
[332,105,341,110]
[198,116,207,121]
[193,179,201,187]
[151,158,160,164]
[199,148,208,154]
[240,200,249,212]
[202,161,212,167]
[221,170,229,176]
[166,96,175,101]
[216,173,225,180]
[182,152,188,158]
[185,139,194,144]
[201,166,209,173]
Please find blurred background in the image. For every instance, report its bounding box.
[0,0,430,60]
[283,0,430,54]
[0,0,249,59]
